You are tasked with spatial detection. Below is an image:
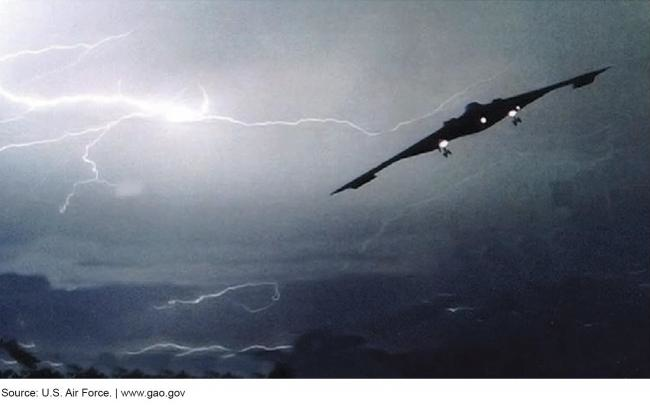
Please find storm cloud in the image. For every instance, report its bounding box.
[0,1,648,376]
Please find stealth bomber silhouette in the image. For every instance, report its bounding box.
[331,67,610,195]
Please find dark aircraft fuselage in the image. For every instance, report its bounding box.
[331,67,610,195]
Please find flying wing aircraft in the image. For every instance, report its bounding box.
[331,67,610,195]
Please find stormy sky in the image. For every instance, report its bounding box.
[0,1,649,377]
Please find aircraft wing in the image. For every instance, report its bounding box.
[331,67,610,196]
[507,67,610,110]
[331,125,452,195]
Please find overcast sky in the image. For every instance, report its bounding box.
[0,1,648,376]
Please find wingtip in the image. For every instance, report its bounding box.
[330,172,377,196]
[591,66,611,77]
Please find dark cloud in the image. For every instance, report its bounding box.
[264,276,650,378]
[0,1,648,377]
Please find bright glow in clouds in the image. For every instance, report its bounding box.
[0,33,378,212]
[0,85,210,123]
[0,32,508,213]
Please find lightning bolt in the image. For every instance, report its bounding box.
[1,341,63,369]
[1,358,64,368]
[125,342,292,358]
[39,360,64,369]
[357,124,620,256]
[382,66,511,134]
[0,31,512,213]
[154,281,280,312]
[0,32,131,64]
[17,342,36,349]
[356,155,524,256]
[0,111,150,212]
[1,32,133,86]
[0,63,375,211]
[346,73,512,259]
[0,80,379,211]
[446,306,475,313]
[56,112,150,213]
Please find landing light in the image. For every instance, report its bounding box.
[508,110,517,117]
[480,117,487,124]
[439,139,449,148]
